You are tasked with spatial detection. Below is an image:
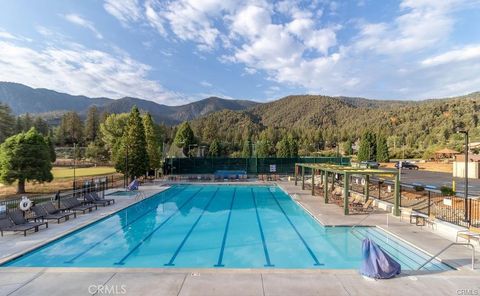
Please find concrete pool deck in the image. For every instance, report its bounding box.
[0,181,479,296]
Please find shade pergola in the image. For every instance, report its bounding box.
[434,148,459,160]
[294,163,400,216]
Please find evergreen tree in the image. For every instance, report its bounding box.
[343,140,353,156]
[143,113,162,170]
[242,139,252,157]
[0,128,53,193]
[33,117,49,136]
[376,134,390,162]
[100,113,129,160]
[256,132,274,157]
[117,106,149,181]
[57,112,84,145]
[276,137,290,157]
[45,136,56,163]
[0,103,14,143]
[85,106,100,143]
[209,139,221,157]
[85,140,110,163]
[357,131,376,161]
[287,134,299,157]
[174,121,195,156]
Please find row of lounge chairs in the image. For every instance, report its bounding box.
[0,192,114,237]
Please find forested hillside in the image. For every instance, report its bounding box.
[190,93,480,158]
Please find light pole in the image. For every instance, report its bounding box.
[457,129,469,223]
[73,142,76,193]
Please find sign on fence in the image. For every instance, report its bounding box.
[269,164,276,172]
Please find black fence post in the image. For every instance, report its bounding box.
[427,190,431,216]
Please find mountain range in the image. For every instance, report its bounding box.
[0,82,258,125]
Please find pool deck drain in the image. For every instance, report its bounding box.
[0,181,479,296]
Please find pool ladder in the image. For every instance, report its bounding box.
[416,242,476,270]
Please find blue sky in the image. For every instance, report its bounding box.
[0,0,479,105]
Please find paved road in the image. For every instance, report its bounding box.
[397,169,480,197]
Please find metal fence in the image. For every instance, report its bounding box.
[166,157,350,175]
[0,174,124,211]
[348,177,479,228]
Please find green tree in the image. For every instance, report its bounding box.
[85,140,110,163]
[45,136,56,163]
[85,106,100,143]
[376,134,390,162]
[116,106,149,181]
[174,122,195,156]
[287,134,299,157]
[209,139,221,157]
[357,131,376,161]
[343,140,353,156]
[33,117,49,136]
[143,113,162,170]
[100,113,129,160]
[0,128,53,193]
[242,139,252,157]
[57,112,84,145]
[256,132,274,157]
[0,103,14,143]
[276,137,290,157]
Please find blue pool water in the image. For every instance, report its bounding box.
[2,185,452,270]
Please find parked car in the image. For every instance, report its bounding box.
[360,161,380,169]
[395,161,419,170]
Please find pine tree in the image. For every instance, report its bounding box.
[209,139,221,157]
[343,140,353,156]
[143,113,162,170]
[242,139,252,157]
[0,128,53,193]
[45,136,56,163]
[287,134,298,157]
[357,131,376,161]
[174,122,195,156]
[57,112,84,145]
[376,134,390,162]
[0,103,14,143]
[276,137,290,157]
[117,106,149,181]
[85,106,100,143]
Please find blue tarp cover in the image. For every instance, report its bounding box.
[360,238,401,279]
[128,180,139,191]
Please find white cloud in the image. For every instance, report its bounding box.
[200,80,212,87]
[63,14,103,39]
[421,44,480,67]
[0,28,32,42]
[104,0,143,25]
[0,39,180,104]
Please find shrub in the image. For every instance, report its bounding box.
[440,186,455,196]
[413,185,424,192]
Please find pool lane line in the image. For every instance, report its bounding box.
[64,186,188,264]
[214,188,236,267]
[267,188,324,266]
[164,188,220,266]
[251,188,274,267]
[114,187,204,265]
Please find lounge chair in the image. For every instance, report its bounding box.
[62,197,97,214]
[1,210,48,236]
[425,213,436,230]
[456,226,480,244]
[352,199,374,213]
[31,205,73,223]
[43,202,76,219]
[84,193,110,207]
[91,192,115,205]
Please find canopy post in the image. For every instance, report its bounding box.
[301,166,305,190]
[394,172,401,216]
[344,172,350,215]
[324,170,328,203]
[365,175,370,201]
[311,169,315,196]
[294,164,298,186]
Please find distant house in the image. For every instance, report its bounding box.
[453,154,480,179]
[434,148,460,161]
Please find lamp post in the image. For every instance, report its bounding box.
[73,142,76,194]
[457,129,469,223]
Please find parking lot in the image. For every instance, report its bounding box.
[397,169,480,197]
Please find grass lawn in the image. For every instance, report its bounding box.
[52,166,117,179]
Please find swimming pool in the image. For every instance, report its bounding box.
[2,185,451,270]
